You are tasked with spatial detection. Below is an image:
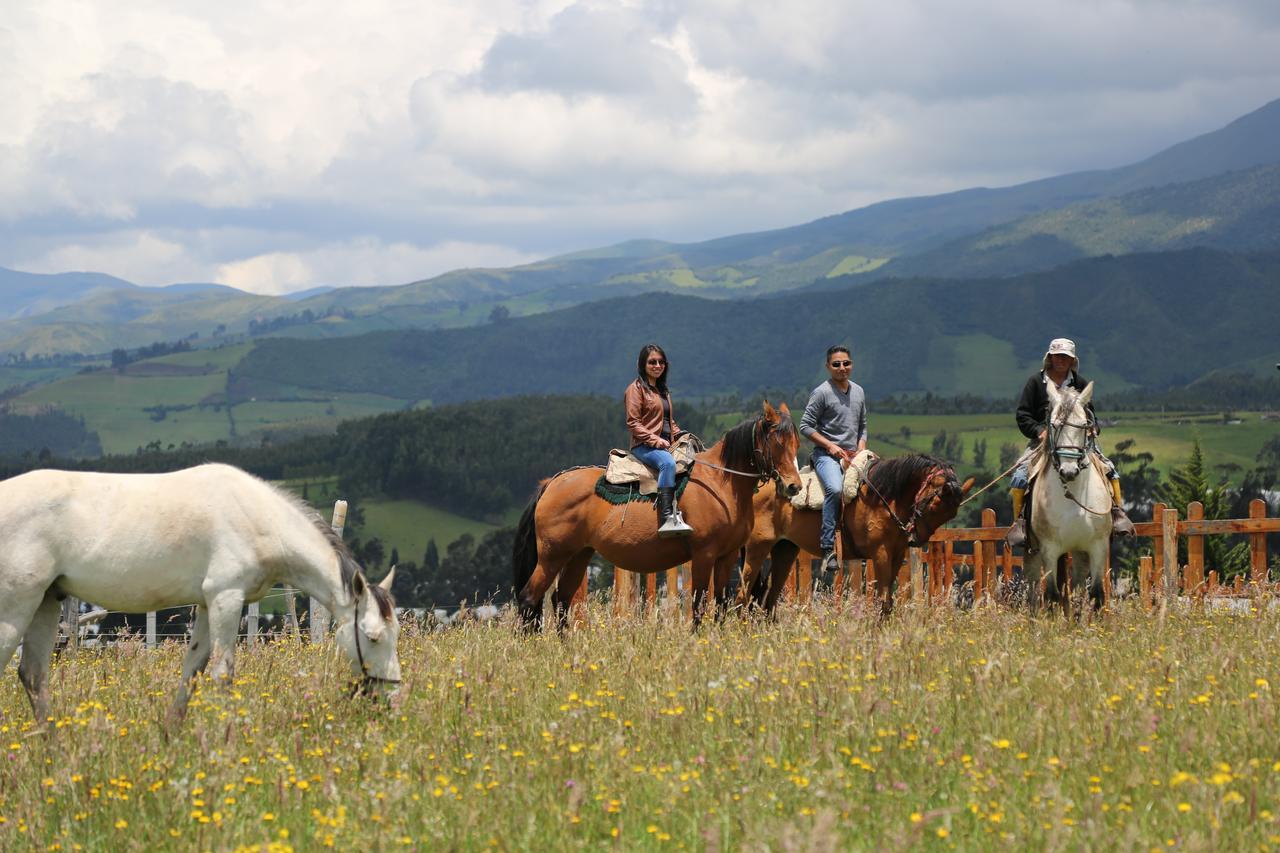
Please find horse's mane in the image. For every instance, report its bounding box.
[866,454,960,505]
[718,412,796,473]
[264,478,363,601]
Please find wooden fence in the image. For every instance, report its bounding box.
[603,499,1279,615]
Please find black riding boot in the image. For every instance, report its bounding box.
[656,488,673,525]
[656,487,693,537]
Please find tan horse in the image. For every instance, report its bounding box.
[513,402,803,629]
[738,454,973,617]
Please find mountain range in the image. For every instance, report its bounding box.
[0,97,1278,392]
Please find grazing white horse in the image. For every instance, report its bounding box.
[1024,381,1113,614]
[0,463,401,726]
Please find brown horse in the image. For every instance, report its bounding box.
[513,402,803,630]
[738,454,973,618]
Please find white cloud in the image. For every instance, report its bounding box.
[0,0,1277,291]
[214,239,544,295]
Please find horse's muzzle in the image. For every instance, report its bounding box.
[784,482,801,497]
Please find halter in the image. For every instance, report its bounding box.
[694,416,786,487]
[1046,403,1094,478]
[347,599,401,697]
[860,463,957,546]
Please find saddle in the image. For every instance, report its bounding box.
[603,432,703,495]
[790,449,878,510]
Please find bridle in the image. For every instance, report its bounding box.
[694,417,789,487]
[860,463,959,546]
[348,598,401,697]
[1046,400,1094,482]
[1045,396,1112,514]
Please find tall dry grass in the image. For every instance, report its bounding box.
[2,598,1279,850]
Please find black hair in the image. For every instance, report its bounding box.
[637,343,669,396]
[825,345,851,363]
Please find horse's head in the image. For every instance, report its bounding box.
[760,400,803,498]
[1045,381,1094,482]
[907,466,975,546]
[335,567,402,699]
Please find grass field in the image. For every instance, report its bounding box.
[279,478,499,562]
[10,343,408,455]
[357,497,499,563]
[3,602,1280,849]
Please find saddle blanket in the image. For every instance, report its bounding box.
[790,449,878,510]
[603,432,702,495]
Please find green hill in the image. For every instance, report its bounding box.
[881,163,1280,280]
[233,247,1280,402]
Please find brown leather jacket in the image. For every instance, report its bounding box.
[625,378,681,449]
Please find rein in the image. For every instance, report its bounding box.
[959,458,1022,507]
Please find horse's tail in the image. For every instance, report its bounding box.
[512,485,545,602]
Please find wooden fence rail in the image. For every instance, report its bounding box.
[607,498,1278,613]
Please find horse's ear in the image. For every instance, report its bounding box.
[352,571,367,599]
[762,399,779,423]
[778,402,791,416]
[960,476,975,496]
[379,566,397,592]
[1078,381,1094,407]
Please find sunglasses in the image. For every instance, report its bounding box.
[647,359,666,365]
[829,360,851,368]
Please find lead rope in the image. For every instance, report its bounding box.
[958,458,1023,507]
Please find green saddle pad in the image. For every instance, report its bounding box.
[594,470,692,505]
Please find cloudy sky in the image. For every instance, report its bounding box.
[2,0,1278,294]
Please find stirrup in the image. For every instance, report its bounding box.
[1110,507,1135,537]
[818,550,839,576]
[658,509,693,538]
[1005,518,1027,549]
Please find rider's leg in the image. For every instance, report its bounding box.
[1006,461,1031,548]
[813,453,844,572]
[1107,471,1135,536]
[633,445,691,537]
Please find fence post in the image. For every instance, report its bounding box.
[909,547,923,602]
[680,564,692,621]
[247,601,259,645]
[146,611,157,650]
[664,566,679,616]
[1186,501,1204,597]
[60,597,79,653]
[798,556,813,603]
[981,508,997,602]
[1152,502,1167,581]
[1250,498,1268,586]
[943,542,954,595]
[1139,555,1153,610]
[284,589,299,637]
[613,568,633,616]
[1162,507,1179,603]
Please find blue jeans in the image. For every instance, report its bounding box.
[631,445,676,490]
[813,452,845,551]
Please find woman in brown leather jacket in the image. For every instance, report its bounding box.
[625,344,693,537]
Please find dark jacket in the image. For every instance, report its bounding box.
[624,378,681,449]
[1015,371,1097,444]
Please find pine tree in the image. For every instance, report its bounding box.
[1155,439,1249,578]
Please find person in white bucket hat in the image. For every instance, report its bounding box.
[1005,337,1135,548]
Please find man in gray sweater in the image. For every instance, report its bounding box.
[799,345,869,574]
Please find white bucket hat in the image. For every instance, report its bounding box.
[1042,337,1078,370]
